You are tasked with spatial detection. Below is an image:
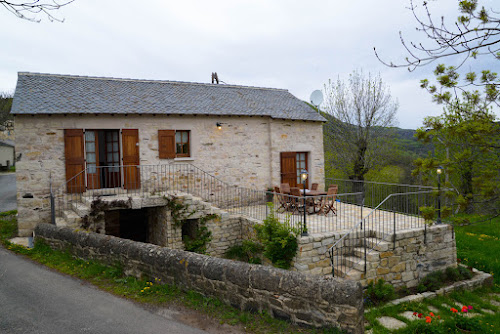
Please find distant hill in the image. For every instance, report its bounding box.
[390,127,433,157]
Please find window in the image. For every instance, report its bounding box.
[158,130,191,159]
[296,152,308,186]
[175,130,190,157]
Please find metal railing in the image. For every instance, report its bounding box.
[327,189,444,278]
[51,163,270,222]
[326,178,437,209]
[51,164,452,269]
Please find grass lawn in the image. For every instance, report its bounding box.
[365,215,500,333]
[0,211,341,334]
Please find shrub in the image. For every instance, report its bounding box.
[418,270,444,292]
[364,279,396,306]
[225,240,263,264]
[420,206,436,224]
[457,265,473,279]
[417,266,474,293]
[255,207,299,269]
[442,312,483,332]
[444,266,461,281]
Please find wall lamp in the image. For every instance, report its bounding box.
[216,122,222,130]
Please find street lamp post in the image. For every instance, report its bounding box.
[437,166,443,224]
[300,170,309,236]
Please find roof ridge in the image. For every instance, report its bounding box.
[17,71,289,92]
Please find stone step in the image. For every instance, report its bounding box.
[55,217,68,227]
[71,202,91,217]
[353,247,380,262]
[342,256,366,272]
[62,210,81,227]
[334,266,364,280]
[363,238,391,252]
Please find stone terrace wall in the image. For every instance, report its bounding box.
[293,224,457,288]
[35,224,364,333]
[369,224,457,288]
[145,193,259,257]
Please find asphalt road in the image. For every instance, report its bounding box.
[0,247,208,334]
[0,173,16,212]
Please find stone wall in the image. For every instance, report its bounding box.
[14,114,324,236]
[78,193,257,258]
[34,223,364,333]
[144,193,258,257]
[292,224,457,288]
[368,225,457,288]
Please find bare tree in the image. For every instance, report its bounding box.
[1,0,74,22]
[323,70,398,181]
[374,0,500,71]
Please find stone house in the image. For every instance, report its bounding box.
[12,72,326,236]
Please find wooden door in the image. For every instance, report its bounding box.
[64,129,85,193]
[122,129,140,190]
[280,152,297,188]
[84,130,100,190]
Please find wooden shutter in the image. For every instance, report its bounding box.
[280,152,297,188]
[64,129,85,193]
[158,130,176,159]
[122,129,140,190]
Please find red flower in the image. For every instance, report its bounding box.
[413,312,418,316]
[468,305,473,310]
[425,316,432,323]
[429,312,435,317]
[451,307,458,313]
[461,306,468,313]
[418,313,423,318]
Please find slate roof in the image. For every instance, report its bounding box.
[0,139,14,148]
[11,72,326,122]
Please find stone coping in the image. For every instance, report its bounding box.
[383,267,493,308]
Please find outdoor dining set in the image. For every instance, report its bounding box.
[273,183,338,216]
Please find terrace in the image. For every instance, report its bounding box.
[51,163,455,286]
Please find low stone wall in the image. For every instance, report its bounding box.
[390,266,493,306]
[34,224,364,333]
[292,231,342,276]
[292,224,457,288]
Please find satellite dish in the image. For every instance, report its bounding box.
[310,90,323,107]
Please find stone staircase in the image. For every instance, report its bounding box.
[333,235,393,284]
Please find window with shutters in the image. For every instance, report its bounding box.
[158,130,190,159]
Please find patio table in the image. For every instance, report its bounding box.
[298,189,327,214]
[299,189,327,196]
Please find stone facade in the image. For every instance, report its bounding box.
[292,224,457,288]
[14,114,324,236]
[35,223,364,333]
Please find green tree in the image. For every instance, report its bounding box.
[323,70,399,181]
[375,0,500,73]
[0,91,13,131]
[414,78,500,214]
[377,0,500,214]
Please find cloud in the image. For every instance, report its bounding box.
[0,0,494,129]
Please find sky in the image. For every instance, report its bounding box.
[1,0,496,129]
